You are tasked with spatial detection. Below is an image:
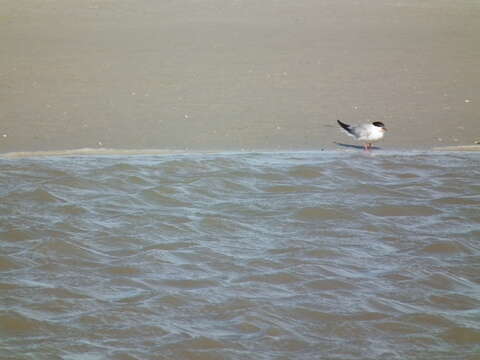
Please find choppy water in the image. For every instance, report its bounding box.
[1,151,479,360]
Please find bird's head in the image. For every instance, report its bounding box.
[372,122,387,131]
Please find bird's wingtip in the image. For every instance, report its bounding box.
[337,120,351,131]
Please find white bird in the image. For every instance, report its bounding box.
[337,119,387,151]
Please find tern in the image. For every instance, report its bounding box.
[337,119,387,151]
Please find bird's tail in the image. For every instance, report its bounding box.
[337,120,353,134]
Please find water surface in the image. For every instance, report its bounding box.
[1,151,479,359]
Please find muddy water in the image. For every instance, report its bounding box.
[1,151,479,359]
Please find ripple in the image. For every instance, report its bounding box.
[57,204,88,216]
[236,272,300,285]
[420,273,459,290]
[162,279,217,289]
[374,321,424,335]
[399,313,455,329]
[294,207,350,221]
[144,241,195,251]
[0,255,22,271]
[432,196,480,206]
[0,228,34,242]
[5,188,64,204]
[140,189,191,207]
[441,327,480,345]
[305,279,357,290]
[421,241,472,255]
[428,294,479,311]
[104,266,144,276]
[287,165,324,179]
[0,311,50,335]
[263,185,318,193]
[365,204,441,217]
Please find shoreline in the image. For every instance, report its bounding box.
[1,145,479,159]
[432,145,480,152]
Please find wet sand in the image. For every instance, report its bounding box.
[1,0,479,153]
[434,145,480,152]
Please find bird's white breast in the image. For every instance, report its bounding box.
[357,125,384,142]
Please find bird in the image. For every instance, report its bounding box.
[337,119,387,151]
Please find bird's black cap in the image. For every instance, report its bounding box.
[372,122,385,128]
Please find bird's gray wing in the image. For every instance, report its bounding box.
[353,124,377,141]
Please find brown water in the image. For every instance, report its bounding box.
[1,151,479,359]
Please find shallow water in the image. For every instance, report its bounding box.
[1,151,479,360]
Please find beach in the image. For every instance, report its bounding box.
[1,0,479,153]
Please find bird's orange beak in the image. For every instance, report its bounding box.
[383,127,388,131]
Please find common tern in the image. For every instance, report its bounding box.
[337,119,387,151]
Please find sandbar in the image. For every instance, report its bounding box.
[1,0,479,153]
